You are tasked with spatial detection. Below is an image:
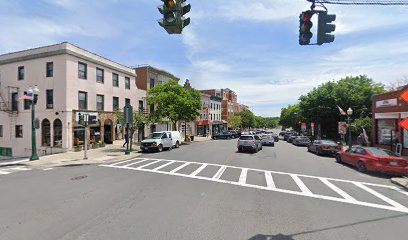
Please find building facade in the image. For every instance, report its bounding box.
[0,42,145,157]
[135,65,180,135]
[372,87,408,155]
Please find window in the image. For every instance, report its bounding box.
[23,91,31,110]
[376,119,396,145]
[53,119,62,147]
[112,73,119,87]
[113,97,119,111]
[18,66,24,80]
[211,103,213,109]
[42,119,51,146]
[46,62,53,77]
[125,77,130,89]
[125,98,130,106]
[96,68,104,83]
[78,91,88,110]
[15,125,23,138]
[139,100,144,111]
[150,78,155,88]
[46,89,53,109]
[0,125,3,137]
[11,92,18,111]
[78,62,87,79]
[96,94,104,111]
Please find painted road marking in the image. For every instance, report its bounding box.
[100,158,408,213]
[191,163,208,176]
[135,160,161,169]
[122,159,149,168]
[0,166,32,175]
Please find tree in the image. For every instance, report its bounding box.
[240,108,255,129]
[147,80,201,137]
[115,108,149,150]
[228,114,242,129]
[279,104,302,130]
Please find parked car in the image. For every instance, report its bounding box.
[283,132,294,141]
[213,131,234,140]
[308,139,342,156]
[229,130,241,138]
[292,136,311,146]
[271,133,279,142]
[141,131,177,152]
[260,134,275,146]
[279,131,285,136]
[336,147,408,175]
[237,134,263,153]
[287,134,299,143]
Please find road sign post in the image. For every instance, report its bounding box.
[124,105,133,155]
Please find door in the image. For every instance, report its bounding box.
[351,147,368,167]
[342,147,357,164]
[161,133,172,148]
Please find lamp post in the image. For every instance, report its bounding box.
[347,107,353,150]
[29,85,40,161]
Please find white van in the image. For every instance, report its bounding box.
[140,131,183,152]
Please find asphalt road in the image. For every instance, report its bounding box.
[0,138,407,240]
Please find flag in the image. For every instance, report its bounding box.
[337,105,346,115]
[18,94,32,101]
[362,128,369,145]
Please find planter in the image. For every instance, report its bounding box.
[99,142,106,147]
[74,146,83,152]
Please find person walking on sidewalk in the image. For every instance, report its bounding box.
[123,132,128,147]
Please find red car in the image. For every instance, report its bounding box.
[336,146,408,176]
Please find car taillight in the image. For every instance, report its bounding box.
[253,140,256,143]
[320,145,330,149]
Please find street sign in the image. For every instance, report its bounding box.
[399,118,408,131]
[401,90,408,103]
[301,122,306,132]
[338,122,347,135]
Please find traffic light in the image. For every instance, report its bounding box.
[158,0,191,34]
[317,11,336,45]
[299,10,314,45]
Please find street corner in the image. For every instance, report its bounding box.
[391,177,408,191]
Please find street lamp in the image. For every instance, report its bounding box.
[29,85,40,160]
[347,107,353,150]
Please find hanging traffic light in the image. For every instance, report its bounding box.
[299,10,314,45]
[317,11,336,45]
[158,0,191,34]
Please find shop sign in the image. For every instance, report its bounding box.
[338,122,347,135]
[311,122,315,136]
[375,98,397,108]
[76,112,98,124]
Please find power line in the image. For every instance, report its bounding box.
[307,0,408,5]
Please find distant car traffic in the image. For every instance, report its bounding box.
[229,130,241,138]
[213,131,234,140]
[237,134,263,153]
[287,134,299,143]
[260,134,275,146]
[292,136,311,146]
[271,133,279,142]
[336,147,408,175]
[308,139,342,156]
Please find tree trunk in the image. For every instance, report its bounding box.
[184,119,188,142]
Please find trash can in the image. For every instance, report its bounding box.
[190,135,195,141]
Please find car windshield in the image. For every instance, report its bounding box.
[320,140,337,145]
[262,135,272,139]
[366,148,399,157]
[240,136,254,140]
[148,133,162,139]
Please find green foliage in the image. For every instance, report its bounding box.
[228,114,242,129]
[147,80,201,130]
[281,75,385,138]
[240,108,255,129]
[351,116,372,137]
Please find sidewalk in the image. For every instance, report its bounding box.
[24,140,141,169]
[390,177,408,190]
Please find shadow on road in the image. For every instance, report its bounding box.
[249,213,408,240]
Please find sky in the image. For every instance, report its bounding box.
[0,0,408,117]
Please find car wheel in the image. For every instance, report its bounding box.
[307,147,311,152]
[238,148,242,153]
[260,145,263,150]
[357,161,367,173]
[254,146,258,153]
[335,154,342,163]
[158,144,163,152]
[175,141,180,148]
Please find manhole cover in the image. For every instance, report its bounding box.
[71,175,88,181]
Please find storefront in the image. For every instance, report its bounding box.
[372,88,408,155]
[196,120,210,136]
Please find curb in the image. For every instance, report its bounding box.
[390,177,408,190]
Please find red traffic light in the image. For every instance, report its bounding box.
[302,10,314,22]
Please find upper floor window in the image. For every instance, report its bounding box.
[125,77,130,89]
[138,100,144,111]
[11,92,18,111]
[78,91,88,110]
[96,68,104,83]
[23,91,30,110]
[46,89,54,109]
[112,73,119,87]
[150,78,155,88]
[0,125,3,137]
[46,62,53,77]
[96,94,104,111]
[125,98,131,106]
[18,66,24,80]
[113,97,119,111]
[78,62,87,79]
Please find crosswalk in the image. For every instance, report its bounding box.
[0,166,32,175]
[100,158,408,213]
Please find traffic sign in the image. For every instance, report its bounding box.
[399,118,408,131]
[401,90,408,103]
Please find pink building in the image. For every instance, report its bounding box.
[0,42,145,158]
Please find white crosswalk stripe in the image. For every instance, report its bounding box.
[0,166,32,175]
[100,158,408,213]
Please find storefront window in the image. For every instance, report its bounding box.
[90,120,101,143]
[42,119,51,146]
[376,119,397,145]
[53,119,62,147]
[74,126,85,146]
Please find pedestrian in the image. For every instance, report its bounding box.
[357,134,363,146]
[123,132,128,147]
